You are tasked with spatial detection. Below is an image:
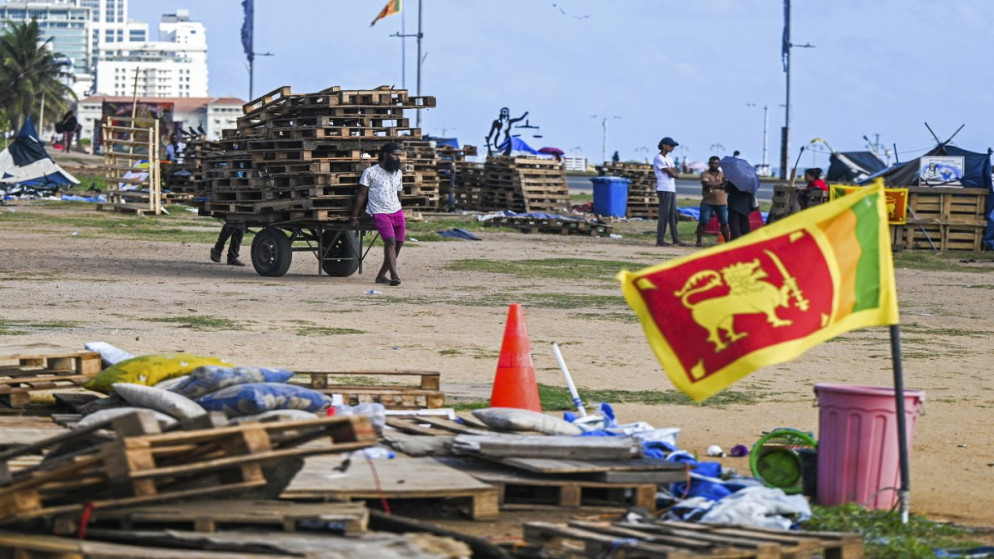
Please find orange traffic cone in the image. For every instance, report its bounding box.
[489,304,542,412]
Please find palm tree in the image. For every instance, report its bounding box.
[0,19,76,130]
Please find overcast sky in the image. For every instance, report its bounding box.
[130,0,994,172]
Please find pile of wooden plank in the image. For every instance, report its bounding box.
[199,85,435,224]
[436,143,477,211]
[162,136,218,202]
[0,410,376,524]
[483,214,612,237]
[481,156,570,213]
[0,343,101,408]
[452,160,486,210]
[292,369,445,409]
[597,162,659,219]
[891,186,988,251]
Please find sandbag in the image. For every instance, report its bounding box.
[196,383,331,417]
[76,406,177,430]
[472,407,582,436]
[168,366,294,399]
[84,353,234,393]
[113,382,207,420]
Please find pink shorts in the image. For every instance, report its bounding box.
[373,210,406,242]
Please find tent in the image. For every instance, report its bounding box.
[0,116,80,189]
[859,143,993,249]
[826,151,887,183]
[496,136,540,156]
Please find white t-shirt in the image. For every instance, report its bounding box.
[653,153,676,193]
[359,164,403,215]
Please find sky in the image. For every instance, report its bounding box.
[129,0,994,173]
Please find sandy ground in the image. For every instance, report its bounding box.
[1,201,992,533]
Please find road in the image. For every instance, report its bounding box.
[567,175,775,202]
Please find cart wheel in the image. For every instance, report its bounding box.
[321,229,361,277]
[251,227,292,277]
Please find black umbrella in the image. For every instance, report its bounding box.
[719,156,761,195]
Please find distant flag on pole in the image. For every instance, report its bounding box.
[617,182,899,402]
[241,0,253,61]
[782,0,790,72]
[371,0,402,27]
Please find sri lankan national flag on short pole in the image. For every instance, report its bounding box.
[371,0,402,26]
[617,182,899,402]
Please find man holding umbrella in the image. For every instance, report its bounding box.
[719,155,761,241]
[653,137,686,246]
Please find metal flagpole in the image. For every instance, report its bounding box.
[889,324,911,524]
[415,0,423,128]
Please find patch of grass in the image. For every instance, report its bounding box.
[451,383,765,411]
[143,315,244,331]
[0,203,221,243]
[295,326,365,336]
[379,292,626,311]
[446,258,651,282]
[893,251,990,273]
[803,503,984,558]
[900,323,993,339]
[0,270,64,281]
[0,318,81,335]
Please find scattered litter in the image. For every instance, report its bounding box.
[707,445,725,457]
[437,227,482,241]
[364,290,381,295]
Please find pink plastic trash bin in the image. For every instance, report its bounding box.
[814,383,925,510]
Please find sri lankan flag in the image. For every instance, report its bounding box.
[617,182,899,401]
[371,0,402,26]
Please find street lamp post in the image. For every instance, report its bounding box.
[389,0,424,128]
[249,51,274,101]
[591,115,620,163]
[781,0,813,179]
[747,103,769,167]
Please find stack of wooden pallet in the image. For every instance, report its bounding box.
[401,140,441,210]
[199,85,435,224]
[452,160,487,210]
[0,343,101,408]
[162,136,218,203]
[0,410,376,524]
[481,156,570,213]
[892,186,988,251]
[596,162,659,219]
[435,144,477,211]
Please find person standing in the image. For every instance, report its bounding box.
[726,181,754,241]
[653,137,685,246]
[696,156,730,247]
[210,221,246,266]
[351,142,405,286]
[57,111,78,152]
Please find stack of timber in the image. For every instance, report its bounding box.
[597,162,658,219]
[199,85,435,224]
[452,160,486,210]
[402,140,441,210]
[291,369,445,409]
[483,213,612,237]
[436,143,477,211]
[384,415,686,514]
[0,343,101,408]
[481,156,570,213]
[162,136,218,203]
[892,186,988,251]
[521,519,864,558]
[0,410,376,524]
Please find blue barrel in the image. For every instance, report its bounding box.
[591,176,630,218]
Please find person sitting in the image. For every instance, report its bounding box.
[799,167,827,209]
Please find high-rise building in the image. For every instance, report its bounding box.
[0,1,208,99]
[0,1,93,97]
[95,9,208,97]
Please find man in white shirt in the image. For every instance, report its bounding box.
[351,142,406,286]
[653,137,686,246]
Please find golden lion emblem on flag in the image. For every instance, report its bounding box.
[674,251,810,352]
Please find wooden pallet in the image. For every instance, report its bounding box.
[483,215,612,237]
[284,455,500,520]
[0,343,101,407]
[0,413,377,522]
[55,499,369,536]
[522,519,865,559]
[294,370,444,409]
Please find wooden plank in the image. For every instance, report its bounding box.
[452,434,642,460]
[283,455,499,520]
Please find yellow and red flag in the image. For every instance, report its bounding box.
[617,182,899,401]
[830,180,909,225]
[371,0,402,26]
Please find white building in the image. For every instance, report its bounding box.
[94,9,208,98]
[77,95,245,145]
